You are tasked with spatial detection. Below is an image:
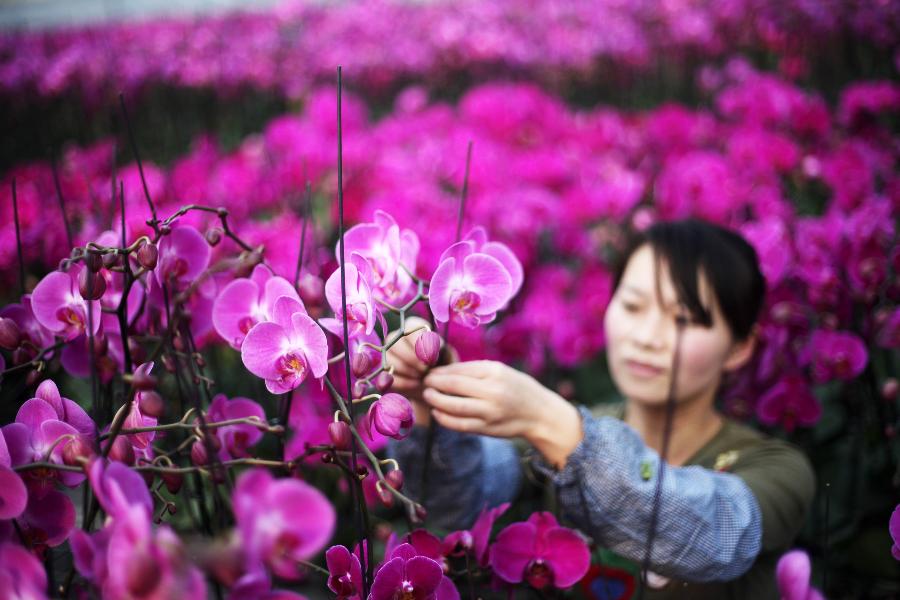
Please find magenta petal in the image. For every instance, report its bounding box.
[326,545,352,576]
[471,503,510,566]
[370,557,404,600]
[0,542,47,593]
[61,399,95,439]
[462,254,513,314]
[31,271,75,334]
[61,339,91,378]
[409,529,443,561]
[89,460,152,520]
[489,522,537,584]
[542,528,590,588]
[0,429,10,468]
[35,380,64,417]
[481,241,523,297]
[213,278,260,349]
[406,556,443,596]
[2,424,30,466]
[16,399,59,432]
[264,276,300,313]
[0,466,27,519]
[289,313,329,378]
[436,576,460,600]
[158,226,211,283]
[271,295,308,330]
[437,241,475,266]
[242,322,290,380]
[269,479,336,559]
[22,488,75,546]
[390,542,419,562]
[776,550,811,600]
[428,257,457,323]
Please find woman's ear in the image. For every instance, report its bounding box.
[723,325,758,372]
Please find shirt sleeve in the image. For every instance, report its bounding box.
[386,424,522,532]
[531,407,763,583]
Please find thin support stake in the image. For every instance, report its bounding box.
[11,178,26,296]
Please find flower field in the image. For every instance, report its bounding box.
[0,0,898,598]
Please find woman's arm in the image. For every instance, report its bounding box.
[533,408,762,582]
[421,362,763,582]
[387,427,521,532]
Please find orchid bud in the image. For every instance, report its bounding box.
[12,346,35,366]
[128,338,147,365]
[62,435,94,467]
[374,372,394,393]
[414,504,428,523]
[84,249,103,272]
[161,355,176,373]
[78,268,107,300]
[0,317,22,350]
[367,393,413,439]
[385,469,404,491]
[377,484,395,508]
[883,378,899,402]
[102,252,120,269]
[328,421,352,450]
[159,224,172,236]
[166,502,177,514]
[172,335,185,352]
[415,331,441,366]
[109,436,135,465]
[191,440,209,466]
[137,242,159,270]
[351,352,374,378]
[352,380,369,399]
[205,228,223,246]
[132,369,157,391]
[25,369,41,387]
[161,471,184,495]
[139,391,165,418]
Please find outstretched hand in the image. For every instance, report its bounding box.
[423,360,583,469]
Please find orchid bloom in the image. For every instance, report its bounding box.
[429,240,514,328]
[213,264,301,350]
[206,394,267,460]
[756,374,822,433]
[775,550,824,600]
[320,260,379,338]
[489,512,590,590]
[341,210,420,305]
[326,545,363,600]
[807,329,868,383]
[233,468,336,580]
[241,295,328,393]
[463,227,524,299]
[31,268,101,341]
[0,429,27,521]
[0,542,49,600]
[155,225,212,287]
[368,543,445,600]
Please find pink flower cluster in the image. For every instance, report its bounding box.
[2,63,898,435]
[2,0,896,105]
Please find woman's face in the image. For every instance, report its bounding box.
[603,244,746,410]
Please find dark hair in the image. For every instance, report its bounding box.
[612,219,766,341]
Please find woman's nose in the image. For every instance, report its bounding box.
[630,310,667,351]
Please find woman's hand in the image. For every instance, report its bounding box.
[422,361,584,469]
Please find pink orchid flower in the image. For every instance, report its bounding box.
[807,329,868,383]
[429,240,514,328]
[326,545,363,600]
[368,543,448,600]
[31,268,102,341]
[213,264,301,350]
[463,227,523,300]
[756,374,822,433]
[233,468,335,580]
[340,210,420,305]
[320,260,379,338]
[155,225,212,287]
[443,502,510,567]
[87,459,153,521]
[14,488,76,552]
[489,512,590,590]
[206,394,267,460]
[241,295,328,394]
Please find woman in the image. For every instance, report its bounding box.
[388,219,816,599]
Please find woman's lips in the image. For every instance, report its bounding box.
[624,359,665,378]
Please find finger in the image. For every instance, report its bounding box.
[391,341,427,373]
[429,360,498,379]
[391,375,423,393]
[424,372,497,398]
[432,408,486,434]
[423,388,487,419]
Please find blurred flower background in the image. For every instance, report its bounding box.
[0,0,898,597]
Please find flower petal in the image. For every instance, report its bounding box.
[462,253,513,315]
[213,278,260,349]
[242,322,290,380]
[0,466,27,520]
[542,527,590,588]
[489,522,537,584]
[428,257,457,323]
[289,313,329,378]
